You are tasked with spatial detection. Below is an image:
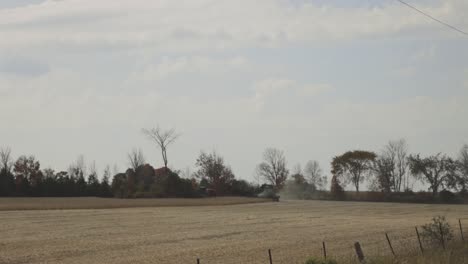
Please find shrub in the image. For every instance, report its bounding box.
[305,258,337,264]
[229,179,257,197]
[420,215,454,245]
[438,190,458,203]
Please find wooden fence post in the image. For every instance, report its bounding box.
[268,249,273,264]
[385,233,396,257]
[439,222,446,250]
[415,226,424,254]
[354,242,365,263]
[196,258,200,264]
[322,241,327,259]
[459,219,465,242]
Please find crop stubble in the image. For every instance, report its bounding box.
[1,199,468,264]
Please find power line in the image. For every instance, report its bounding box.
[395,0,468,37]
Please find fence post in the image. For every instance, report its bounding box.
[196,258,200,264]
[385,233,396,257]
[322,241,327,259]
[354,242,365,263]
[415,226,424,254]
[268,249,273,264]
[459,219,465,242]
[439,222,446,250]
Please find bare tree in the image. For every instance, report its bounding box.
[458,144,468,191]
[304,160,327,190]
[127,148,146,171]
[88,161,98,177]
[383,139,409,192]
[68,155,87,179]
[181,166,192,179]
[252,170,262,187]
[0,147,13,172]
[292,164,302,176]
[112,164,120,176]
[256,148,289,189]
[142,126,179,168]
[103,165,112,180]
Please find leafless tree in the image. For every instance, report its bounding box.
[127,148,146,171]
[112,164,120,176]
[142,126,179,168]
[292,163,302,176]
[68,155,87,179]
[88,161,98,177]
[256,148,289,189]
[382,139,409,192]
[103,165,112,182]
[0,147,13,172]
[304,160,327,190]
[180,166,192,179]
[252,170,262,187]
[458,144,468,191]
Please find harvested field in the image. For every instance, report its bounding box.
[1,199,468,264]
[0,197,269,211]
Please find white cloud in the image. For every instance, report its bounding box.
[411,45,437,61]
[0,0,467,181]
[252,78,331,112]
[0,0,466,53]
[133,56,250,82]
[0,55,50,77]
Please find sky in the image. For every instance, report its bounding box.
[0,0,467,190]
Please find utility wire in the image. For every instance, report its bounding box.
[395,0,468,37]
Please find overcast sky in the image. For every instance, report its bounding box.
[0,0,467,189]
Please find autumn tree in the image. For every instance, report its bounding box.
[13,155,43,195]
[408,154,459,197]
[331,150,376,192]
[142,126,179,168]
[256,148,289,190]
[194,151,235,195]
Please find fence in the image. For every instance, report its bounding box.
[189,218,468,264]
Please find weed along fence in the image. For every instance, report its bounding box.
[190,218,468,264]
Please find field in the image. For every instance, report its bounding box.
[1,199,468,264]
[0,197,269,211]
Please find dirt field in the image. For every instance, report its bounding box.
[0,197,269,211]
[1,199,468,264]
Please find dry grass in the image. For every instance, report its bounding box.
[1,199,468,264]
[0,197,270,211]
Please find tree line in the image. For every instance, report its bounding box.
[330,140,468,197]
[1,127,467,202]
[0,126,260,198]
[261,139,468,202]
